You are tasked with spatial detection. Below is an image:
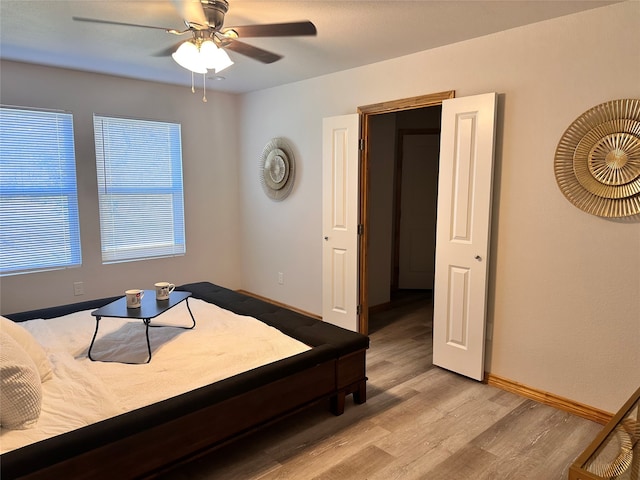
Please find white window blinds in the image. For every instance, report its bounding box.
[93,115,185,263]
[0,106,82,275]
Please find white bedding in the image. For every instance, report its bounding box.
[0,298,310,454]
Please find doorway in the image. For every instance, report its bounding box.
[358,91,454,334]
[368,121,441,309]
[393,126,441,292]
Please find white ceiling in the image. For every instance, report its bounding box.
[0,0,619,94]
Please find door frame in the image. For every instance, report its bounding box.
[357,90,455,334]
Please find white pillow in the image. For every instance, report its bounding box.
[0,316,52,382]
[0,331,43,429]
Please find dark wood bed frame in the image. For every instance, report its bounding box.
[1,282,369,480]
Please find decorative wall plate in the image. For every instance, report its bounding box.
[259,138,295,201]
[554,98,640,217]
[584,422,637,478]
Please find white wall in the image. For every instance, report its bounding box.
[0,62,243,314]
[238,1,640,412]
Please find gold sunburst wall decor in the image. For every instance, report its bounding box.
[554,98,640,217]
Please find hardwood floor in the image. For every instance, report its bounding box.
[157,293,601,479]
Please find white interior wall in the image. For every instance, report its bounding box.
[0,62,243,314]
[239,1,640,413]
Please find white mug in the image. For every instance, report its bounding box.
[154,282,175,300]
[125,289,144,308]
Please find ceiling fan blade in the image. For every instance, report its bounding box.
[170,0,208,27]
[153,41,185,57]
[223,38,282,64]
[222,21,316,38]
[72,16,175,32]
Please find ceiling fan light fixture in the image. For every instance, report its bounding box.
[212,47,234,73]
[172,41,207,74]
[198,39,234,73]
[199,39,218,62]
[172,38,234,75]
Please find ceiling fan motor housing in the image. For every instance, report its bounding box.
[203,0,229,30]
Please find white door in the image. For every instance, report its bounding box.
[322,114,360,331]
[432,92,498,381]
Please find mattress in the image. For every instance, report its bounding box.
[0,298,310,454]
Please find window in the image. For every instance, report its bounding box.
[93,115,185,263]
[0,106,82,275]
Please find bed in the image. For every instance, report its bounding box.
[0,281,369,479]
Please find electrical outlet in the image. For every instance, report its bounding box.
[278,272,284,285]
[73,281,84,296]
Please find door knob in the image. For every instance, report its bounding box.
[324,236,329,241]
[475,255,482,261]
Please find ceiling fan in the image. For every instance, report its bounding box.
[72,0,317,74]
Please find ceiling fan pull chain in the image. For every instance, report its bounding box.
[202,74,208,103]
[191,71,195,93]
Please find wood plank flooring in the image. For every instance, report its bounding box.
[157,292,602,479]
